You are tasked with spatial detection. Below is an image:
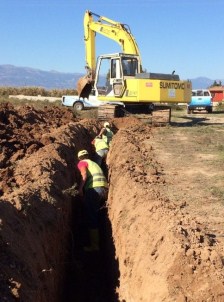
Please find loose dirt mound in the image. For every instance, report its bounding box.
[108,122,224,301]
[0,103,76,195]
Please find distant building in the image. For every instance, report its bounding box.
[209,86,224,103]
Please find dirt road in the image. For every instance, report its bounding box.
[1,103,224,301]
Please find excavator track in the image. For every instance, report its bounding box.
[97,104,124,120]
[97,104,171,125]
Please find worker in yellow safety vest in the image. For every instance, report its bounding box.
[91,136,109,167]
[98,121,114,147]
[77,149,108,252]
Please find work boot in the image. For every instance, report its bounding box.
[84,228,100,252]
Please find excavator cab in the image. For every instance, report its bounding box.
[77,53,140,99]
[95,53,139,98]
[95,54,124,97]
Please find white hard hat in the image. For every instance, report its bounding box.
[77,150,88,158]
[104,122,110,127]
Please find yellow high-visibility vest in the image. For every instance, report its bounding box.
[102,128,113,145]
[94,138,109,152]
[82,159,108,189]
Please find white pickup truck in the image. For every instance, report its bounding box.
[187,89,213,114]
[61,95,104,111]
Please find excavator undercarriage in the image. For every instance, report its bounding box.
[97,104,171,125]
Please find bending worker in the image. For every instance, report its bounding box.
[98,121,114,147]
[91,136,109,167]
[77,149,108,252]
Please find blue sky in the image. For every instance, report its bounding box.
[1,0,224,80]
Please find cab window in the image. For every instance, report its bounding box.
[121,58,138,76]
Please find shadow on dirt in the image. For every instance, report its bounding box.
[63,195,120,302]
[0,200,27,302]
[170,114,224,127]
[211,110,224,114]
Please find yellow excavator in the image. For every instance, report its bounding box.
[73,10,192,116]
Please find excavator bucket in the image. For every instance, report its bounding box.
[77,76,93,99]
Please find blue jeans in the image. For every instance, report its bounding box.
[83,187,108,228]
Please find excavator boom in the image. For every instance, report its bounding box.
[77,10,143,97]
[84,10,142,72]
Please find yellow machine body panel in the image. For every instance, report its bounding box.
[137,79,192,103]
[97,78,192,104]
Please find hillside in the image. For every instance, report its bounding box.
[0,64,221,89]
[0,65,83,89]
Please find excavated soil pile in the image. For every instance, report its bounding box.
[0,103,103,302]
[1,102,224,302]
[108,123,224,301]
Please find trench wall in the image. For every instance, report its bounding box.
[0,120,101,302]
[107,125,176,301]
[107,124,224,301]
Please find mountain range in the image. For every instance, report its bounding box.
[0,64,220,90]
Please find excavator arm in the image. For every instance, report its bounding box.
[77,10,142,98]
[83,10,142,79]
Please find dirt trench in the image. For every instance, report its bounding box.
[1,103,224,302]
[0,103,106,301]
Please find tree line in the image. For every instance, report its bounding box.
[210,80,223,87]
[0,86,78,97]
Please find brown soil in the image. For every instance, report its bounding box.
[1,103,224,301]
